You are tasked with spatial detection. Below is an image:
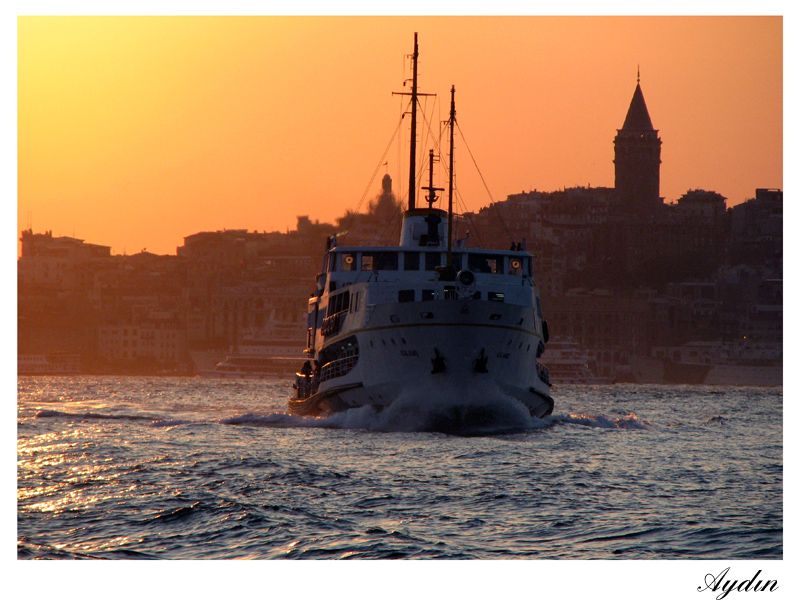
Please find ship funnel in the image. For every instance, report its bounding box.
[399,208,450,249]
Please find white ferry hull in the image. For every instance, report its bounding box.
[290,299,553,419]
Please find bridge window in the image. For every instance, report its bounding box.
[422,289,435,301]
[469,253,504,274]
[425,252,441,271]
[404,252,420,271]
[488,292,505,303]
[362,252,398,271]
[398,289,415,302]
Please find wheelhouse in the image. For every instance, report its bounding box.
[325,247,534,278]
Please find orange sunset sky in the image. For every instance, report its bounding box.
[18,16,782,256]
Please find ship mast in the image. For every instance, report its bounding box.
[392,33,434,213]
[447,85,456,266]
[408,33,419,211]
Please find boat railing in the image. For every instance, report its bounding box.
[320,354,359,383]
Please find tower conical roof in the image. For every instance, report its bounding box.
[622,82,654,131]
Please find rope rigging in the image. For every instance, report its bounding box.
[346,84,511,252]
[455,121,513,243]
[349,109,407,219]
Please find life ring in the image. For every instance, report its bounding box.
[457,270,475,286]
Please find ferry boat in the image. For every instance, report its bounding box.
[649,340,781,386]
[289,34,553,419]
[541,338,610,385]
[204,330,306,378]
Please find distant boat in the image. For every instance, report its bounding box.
[649,340,782,386]
[203,332,305,378]
[18,353,81,375]
[288,33,553,419]
[541,338,610,385]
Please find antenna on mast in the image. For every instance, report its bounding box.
[422,148,443,209]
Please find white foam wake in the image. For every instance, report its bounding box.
[316,381,546,435]
[559,411,649,430]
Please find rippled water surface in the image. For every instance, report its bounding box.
[17,376,782,559]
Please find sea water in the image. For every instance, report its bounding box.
[17,376,782,559]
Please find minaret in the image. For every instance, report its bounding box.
[613,70,662,212]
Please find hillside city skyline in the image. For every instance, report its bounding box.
[18,69,782,386]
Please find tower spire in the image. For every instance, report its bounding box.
[614,72,662,210]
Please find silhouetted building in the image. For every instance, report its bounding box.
[18,229,110,291]
[335,173,403,245]
[614,74,662,212]
[730,188,783,274]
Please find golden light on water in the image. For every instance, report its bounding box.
[17,427,129,515]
